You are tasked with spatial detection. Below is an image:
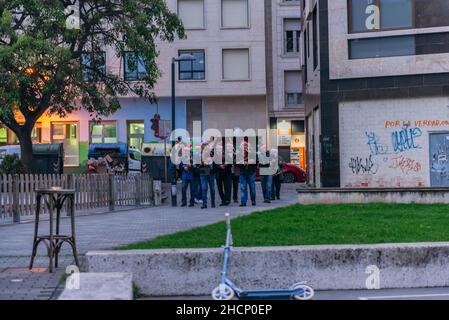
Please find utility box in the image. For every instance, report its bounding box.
[32,143,64,174]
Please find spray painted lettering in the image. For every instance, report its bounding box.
[391,127,422,153]
[366,131,388,155]
[389,156,421,174]
[349,155,378,175]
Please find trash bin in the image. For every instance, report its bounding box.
[32,144,64,174]
[88,143,128,173]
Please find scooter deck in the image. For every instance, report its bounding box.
[237,289,301,300]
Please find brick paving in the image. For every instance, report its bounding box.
[0,183,303,300]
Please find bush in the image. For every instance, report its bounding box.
[0,154,25,175]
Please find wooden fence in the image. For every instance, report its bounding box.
[0,173,154,224]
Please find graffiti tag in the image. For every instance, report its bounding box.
[391,127,422,153]
[349,155,378,175]
[366,131,388,155]
[389,156,421,174]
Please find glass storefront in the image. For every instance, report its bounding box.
[274,119,306,170]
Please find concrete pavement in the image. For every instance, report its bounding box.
[0,183,302,300]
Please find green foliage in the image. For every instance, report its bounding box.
[0,154,24,174]
[0,0,185,169]
[120,204,449,249]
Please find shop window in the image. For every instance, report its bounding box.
[90,121,118,144]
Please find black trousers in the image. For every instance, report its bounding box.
[271,175,282,199]
[232,175,239,202]
[217,172,232,203]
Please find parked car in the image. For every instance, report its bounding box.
[255,160,306,183]
[282,163,306,183]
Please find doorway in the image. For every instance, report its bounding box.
[51,122,79,167]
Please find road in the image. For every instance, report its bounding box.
[148,287,449,300]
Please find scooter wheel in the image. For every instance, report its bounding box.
[211,285,235,300]
[291,284,314,301]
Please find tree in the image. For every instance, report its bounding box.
[0,0,185,172]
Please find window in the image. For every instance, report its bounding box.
[349,35,415,59]
[349,32,449,59]
[90,121,118,143]
[179,50,205,80]
[81,52,106,81]
[124,52,147,81]
[0,126,7,145]
[178,0,205,29]
[284,19,301,54]
[221,0,249,28]
[51,123,79,167]
[32,123,42,144]
[222,49,250,80]
[312,6,318,70]
[127,121,145,151]
[349,0,413,33]
[285,71,303,106]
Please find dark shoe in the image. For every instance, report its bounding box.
[277,197,280,200]
[201,205,207,209]
[189,203,195,207]
[181,203,187,207]
[211,204,216,208]
[271,197,275,201]
[239,204,246,207]
[234,199,239,203]
[264,200,271,204]
[252,202,256,206]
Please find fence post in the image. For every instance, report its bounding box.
[108,174,115,211]
[66,175,73,216]
[149,176,154,206]
[135,175,141,206]
[12,174,20,223]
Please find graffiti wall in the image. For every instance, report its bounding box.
[339,97,449,188]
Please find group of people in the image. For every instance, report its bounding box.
[175,137,285,209]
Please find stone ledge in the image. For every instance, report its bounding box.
[297,188,449,204]
[86,243,449,296]
[58,273,133,300]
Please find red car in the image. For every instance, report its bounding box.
[256,163,306,183]
[281,163,306,183]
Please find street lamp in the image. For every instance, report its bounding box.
[171,53,196,207]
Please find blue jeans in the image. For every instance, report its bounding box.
[240,173,256,205]
[261,175,273,202]
[200,173,216,206]
[181,178,196,205]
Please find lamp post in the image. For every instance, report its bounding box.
[171,54,196,207]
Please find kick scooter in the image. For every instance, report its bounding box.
[211,213,314,300]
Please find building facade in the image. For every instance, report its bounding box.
[303,0,449,188]
[266,0,305,169]
[1,0,268,173]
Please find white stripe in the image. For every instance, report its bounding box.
[359,293,449,300]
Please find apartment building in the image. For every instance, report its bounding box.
[303,0,449,188]
[1,0,267,172]
[266,0,305,169]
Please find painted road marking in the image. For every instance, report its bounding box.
[359,293,449,300]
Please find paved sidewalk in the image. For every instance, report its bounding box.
[0,183,302,300]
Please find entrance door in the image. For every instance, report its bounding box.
[51,123,79,167]
[429,132,449,187]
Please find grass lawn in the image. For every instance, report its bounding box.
[121,203,449,250]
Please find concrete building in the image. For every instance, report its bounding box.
[302,0,449,188]
[1,0,268,172]
[266,0,305,169]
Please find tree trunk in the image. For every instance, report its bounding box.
[18,129,35,174]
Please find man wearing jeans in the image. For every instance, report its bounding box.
[181,161,196,207]
[239,162,257,207]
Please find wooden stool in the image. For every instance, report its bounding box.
[29,188,79,273]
